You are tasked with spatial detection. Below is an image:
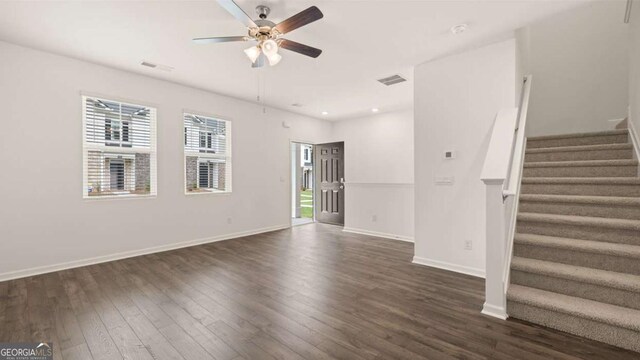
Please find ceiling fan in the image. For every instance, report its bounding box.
[194,0,324,67]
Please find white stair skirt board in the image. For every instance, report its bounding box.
[412,256,485,278]
[342,227,414,243]
[628,117,640,163]
[0,224,289,282]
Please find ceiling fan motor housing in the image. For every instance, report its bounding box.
[256,5,270,19]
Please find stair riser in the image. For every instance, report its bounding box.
[527,134,628,149]
[519,201,640,220]
[521,183,640,197]
[511,270,640,310]
[525,149,633,162]
[523,165,637,178]
[514,243,640,275]
[517,221,640,245]
[507,301,640,352]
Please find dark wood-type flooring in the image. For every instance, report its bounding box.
[1,223,638,360]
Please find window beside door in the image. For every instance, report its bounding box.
[184,113,232,194]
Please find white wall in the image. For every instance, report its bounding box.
[518,1,629,137]
[331,110,414,241]
[0,41,332,279]
[414,39,516,277]
[630,0,640,141]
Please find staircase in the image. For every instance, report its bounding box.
[507,129,640,352]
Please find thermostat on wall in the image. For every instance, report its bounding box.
[443,150,456,159]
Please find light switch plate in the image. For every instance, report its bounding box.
[435,176,455,185]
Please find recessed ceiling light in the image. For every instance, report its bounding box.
[372,108,379,113]
[451,24,468,35]
[321,111,328,115]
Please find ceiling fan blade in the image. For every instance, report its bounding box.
[193,36,250,44]
[252,52,267,68]
[279,39,322,58]
[273,6,323,35]
[216,0,257,29]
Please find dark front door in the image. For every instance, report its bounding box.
[314,142,344,225]
[110,160,125,191]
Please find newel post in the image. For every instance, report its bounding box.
[481,179,508,319]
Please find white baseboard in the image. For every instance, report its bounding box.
[627,116,640,162]
[0,224,289,282]
[342,227,414,243]
[481,302,509,320]
[412,256,485,278]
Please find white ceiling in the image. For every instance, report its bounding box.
[0,0,591,121]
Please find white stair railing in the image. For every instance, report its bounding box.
[480,75,532,320]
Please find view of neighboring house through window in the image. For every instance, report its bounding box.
[82,96,157,198]
[184,113,232,193]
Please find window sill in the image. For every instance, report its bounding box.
[84,194,157,201]
[185,190,232,196]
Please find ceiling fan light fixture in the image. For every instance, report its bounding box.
[261,39,279,57]
[244,46,261,63]
[267,53,282,66]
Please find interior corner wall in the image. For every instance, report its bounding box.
[330,110,414,241]
[414,39,516,277]
[630,0,640,138]
[519,1,630,137]
[0,40,332,280]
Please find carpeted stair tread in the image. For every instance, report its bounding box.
[518,212,640,231]
[524,159,638,168]
[519,194,640,206]
[522,177,640,185]
[528,129,628,141]
[511,257,640,292]
[526,143,634,154]
[510,127,640,351]
[507,285,640,331]
[514,233,640,259]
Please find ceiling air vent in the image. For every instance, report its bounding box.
[377,74,407,86]
[140,60,174,72]
[141,61,157,68]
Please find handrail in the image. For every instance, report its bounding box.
[480,75,532,320]
[504,75,532,199]
[502,75,532,294]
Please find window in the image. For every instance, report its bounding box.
[83,96,157,198]
[184,113,231,193]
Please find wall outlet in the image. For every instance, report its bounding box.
[371,215,377,223]
[464,240,472,250]
[227,217,232,224]
[443,150,456,159]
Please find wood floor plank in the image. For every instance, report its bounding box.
[62,342,94,360]
[26,275,64,360]
[89,263,186,360]
[58,270,122,360]
[42,272,87,352]
[5,279,29,342]
[72,268,154,360]
[1,223,638,360]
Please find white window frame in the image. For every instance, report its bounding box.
[82,94,157,199]
[183,111,232,195]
